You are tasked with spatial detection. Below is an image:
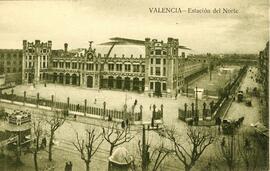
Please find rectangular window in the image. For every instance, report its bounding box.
[155,50,161,55]
[59,62,64,68]
[133,65,139,72]
[141,65,145,73]
[116,64,122,71]
[43,56,46,60]
[156,59,161,64]
[43,62,46,68]
[108,64,114,71]
[72,63,77,69]
[155,67,160,76]
[66,62,70,68]
[96,64,98,71]
[150,82,153,90]
[150,58,153,64]
[163,59,166,65]
[163,67,166,76]
[7,68,10,73]
[150,67,153,75]
[125,64,131,72]
[43,49,47,53]
[163,83,166,91]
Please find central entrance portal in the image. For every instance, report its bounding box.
[154,82,162,97]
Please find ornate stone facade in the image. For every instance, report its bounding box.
[22,38,208,97]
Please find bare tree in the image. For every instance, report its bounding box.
[102,123,134,156]
[138,139,172,171]
[237,136,259,171]
[31,119,44,171]
[102,122,134,171]
[163,127,215,171]
[73,128,104,171]
[218,136,235,171]
[45,110,65,161]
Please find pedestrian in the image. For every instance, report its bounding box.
[42,137,47,148]
[134,99,137,106]
[150,104,152,111]
[64,162,69,171]
[69,161,73,171]
[126,119,129,127]
[74,114,77,121]
[94,98,97,104]
[121,120,125,129]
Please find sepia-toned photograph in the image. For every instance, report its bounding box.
[0,0,269,171]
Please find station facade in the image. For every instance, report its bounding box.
[22,38,209,97]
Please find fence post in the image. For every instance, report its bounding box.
[51,95,54,110]
[203,102,206,120]
[84,99,87,116]
[103,101,106,120]
[139,105,143,121]
[37,93,39,108]
[160,104,163,121]
[11,88,14,103]
[153,104,156,120]
[67,97,70,111]
[184,103,188,119]
[23,91,26,106]
[191,103,194,119]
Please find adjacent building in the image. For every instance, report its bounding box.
[21,38,209,97]
[258,41,269,124]
[0,49,23,85]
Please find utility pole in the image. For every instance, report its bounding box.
[142,125,147,171]
[186,80,189,97]
[195,86,198,125]
[141,122,163,171]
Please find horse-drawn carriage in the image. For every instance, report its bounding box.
[222,117,245,135]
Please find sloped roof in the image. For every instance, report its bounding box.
[95,45,145,58]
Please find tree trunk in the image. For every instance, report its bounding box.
[185,165,191,171]
[85,162,90,171]
[48,131,54,161]
[34,151,38,171]
[109,145,114,156]
[108,145,114,171]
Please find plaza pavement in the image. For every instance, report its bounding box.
[4,82,215,128]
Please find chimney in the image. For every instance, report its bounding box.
[64,43,68,52]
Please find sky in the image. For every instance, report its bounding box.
[0,0,268,54]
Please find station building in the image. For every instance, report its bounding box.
[22,38,209,97]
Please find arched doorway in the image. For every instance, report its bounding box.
[65,73,70,84]
[108,76,114,89]
[133,77,139,91]
[28,73,34,83]
[59,73,64,84]
[53,73,57,83]
[116,76,122,89]
[154,82,162,97]
[72,74,77,85]
[124,77,130,90]
[141,78,145,91]
[87,76,93,88]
